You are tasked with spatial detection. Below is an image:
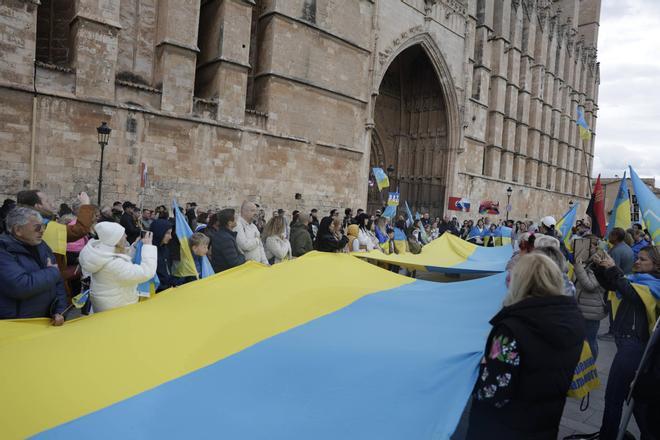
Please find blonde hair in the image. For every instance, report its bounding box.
[263,215,286,238]
[504,253,564,306]
[191,232,210,247]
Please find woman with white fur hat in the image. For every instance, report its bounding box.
[79,222,157,313]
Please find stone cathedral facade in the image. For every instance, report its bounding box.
[0,0,600,220]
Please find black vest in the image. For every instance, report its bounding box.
[467,295,585,440]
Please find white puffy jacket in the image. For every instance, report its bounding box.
[78,240,157,313]
[234,216,269,265]
[357,229,377,251]
[265,236,292,264]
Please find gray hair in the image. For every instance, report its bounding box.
[533,245,567,273]
[6,206,43,233]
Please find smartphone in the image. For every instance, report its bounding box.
[140,229,148,238]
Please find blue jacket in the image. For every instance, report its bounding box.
[0,233,67,319]
[631,239,650,261]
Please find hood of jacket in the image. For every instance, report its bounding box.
[491,295,584,350]
[0,233,29,253]
[150,218,173,246]
[79,239,131,274]
[290,220,308,233]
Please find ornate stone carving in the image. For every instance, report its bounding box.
[378,25,425,66]
[424,0,438,15]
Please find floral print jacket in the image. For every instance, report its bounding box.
[474,326,520,408]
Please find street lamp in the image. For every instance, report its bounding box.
[506,186,513,221]
[386,164,395,188]
[96,122,111,206]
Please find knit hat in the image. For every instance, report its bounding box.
[540,216,556,228]
[95,221,126,247]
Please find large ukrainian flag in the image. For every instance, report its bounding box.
[355,232,513,274]
[0,253,507,439]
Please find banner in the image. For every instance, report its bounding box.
[355,232,512,274]
[448,197,471,212]
[478,200,500,215]
[387,191,400,207]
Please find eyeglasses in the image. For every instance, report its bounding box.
[33,223,46,232]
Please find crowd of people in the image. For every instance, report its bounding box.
[0,190,658,439]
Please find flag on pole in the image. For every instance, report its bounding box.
[134,240,160,297]
[140,162,148,188]
[387,191,400,206]
[576,106,592,141]
[171,200,215,279]
[404,201,414,228]
[606,171,632,237]
[372,168,389,191]
[586,175,606,238]
[556,202,579,251]
[71,289,90,309]
[629,166,660,245]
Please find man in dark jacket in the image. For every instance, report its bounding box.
[290,216,314,257]
[120,201,141,244]
[210,208,246,273]
[0,207,67,324]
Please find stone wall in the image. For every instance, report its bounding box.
[0,0,601,221]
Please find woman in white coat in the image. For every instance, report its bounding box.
[79,222,157,313]
[263,215,292,264]
[355,213,377,251]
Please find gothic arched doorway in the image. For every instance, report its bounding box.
[368,44,450,217]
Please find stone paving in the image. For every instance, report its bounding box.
[558,322,640,439]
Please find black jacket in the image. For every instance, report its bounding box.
[210,228,246,273]
[467,295,585,439]
[595,266,655,342]
[0,234,68,319]
[150,218,176,290]
[314,217,348,253]
[120,212,141,244]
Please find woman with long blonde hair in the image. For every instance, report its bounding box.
[262,215,291,264]
[466,253,585,439]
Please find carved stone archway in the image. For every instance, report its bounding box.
[368,34,462,217]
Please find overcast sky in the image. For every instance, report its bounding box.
[593,0,660,186]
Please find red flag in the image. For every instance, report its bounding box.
[586,175,606,238]
[140,162,148,188]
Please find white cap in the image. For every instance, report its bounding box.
[540,216,556,228]
[95,222,125,247]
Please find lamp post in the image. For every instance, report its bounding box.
[506,186,513,221]
[96,122,111,206]
[386,164,395,189]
